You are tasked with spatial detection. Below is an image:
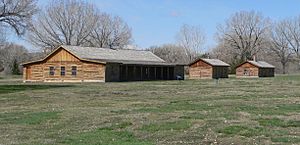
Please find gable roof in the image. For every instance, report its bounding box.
[248,61,275,68]
[62,45,165,63]
[23,45,167,66]
[238,61,275,68]
[189,58,230,67]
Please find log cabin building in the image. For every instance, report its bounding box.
[22,45,184,82]
[236,61,275,78]
[189,58,230,79]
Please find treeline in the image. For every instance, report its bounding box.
[0,1,300,74]
[0,0,132,74]
[0,43,43,75]
[149,11,300,74]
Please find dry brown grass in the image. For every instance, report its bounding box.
[0,75,299,144]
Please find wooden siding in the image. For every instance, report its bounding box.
[23,63,44,81]
[82,63,105,81]
[236,62,259,78]
[46,48,80,62]
[189,60,213,79]
[23,48,105,82]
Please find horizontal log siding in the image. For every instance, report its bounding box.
[236,62,259,78]
[24,63,44,81]
[23,48,105,82]
[82,63,105,81]
[189,60,213,79]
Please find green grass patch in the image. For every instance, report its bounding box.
[100,121,133,130]
[237,104,299,116]
[179,112,205,120]
[0,84,72,94]
[134,101,218,113]
[0,111,60,125]
[218,125,249,135]
[219,124,290,139]
[61,128,153,145]
[271,136,300,143]
[277,104,300,112]
[258,118,300,128]
[140,120,191,132]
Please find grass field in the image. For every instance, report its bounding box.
[0,75,299,145]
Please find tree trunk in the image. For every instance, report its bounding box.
[282,63,286,74]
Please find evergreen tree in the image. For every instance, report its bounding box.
[11,59,20,75]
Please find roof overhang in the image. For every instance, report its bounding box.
[189,58,230,67]
[235,61,275,69]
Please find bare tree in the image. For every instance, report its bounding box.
[269,21,293,74]
[27,0,99,51]
[87,13,132,48]
[0,0,37,36]
[0,43,29,74]
[216,11,270,64]
[27,0,132,52]
[176,24,206,63]
[0,26,6,46]
[147,44,187,63]
[278,16,300,70]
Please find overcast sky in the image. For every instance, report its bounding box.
[9,0,300,51]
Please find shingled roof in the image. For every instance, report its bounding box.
[23,45,173,66]
[62,45,165,63]
[189,58,230,67]
[247,61,275,68]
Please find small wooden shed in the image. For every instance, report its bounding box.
[189,58,230,79]
[236,61,275,78]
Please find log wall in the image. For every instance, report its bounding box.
[189,60,213,79]
[236,62,259,78]
[23,48,105,82]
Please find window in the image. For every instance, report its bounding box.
[61,66,65,76]
[49,67,55,76]
[244,69,250,76]
[71,66,77,76]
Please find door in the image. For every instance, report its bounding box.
[26,66,31,80]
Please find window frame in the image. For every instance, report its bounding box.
[71,66,77,76]
[244,69,250,76]
[61,66,66,76]
[49,66,55,76]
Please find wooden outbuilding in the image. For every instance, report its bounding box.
[189,58,230,79]
[236,61,275,78]
[22,45,184,82]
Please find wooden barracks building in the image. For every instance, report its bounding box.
[22,45,184,82]
[189,58,230,79]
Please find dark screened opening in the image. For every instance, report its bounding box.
[168,67,174,80]
[163,67,168,80]
[135,66,142,80]
[149,67,155,80]
[156,67,162,80]
[127,66,134,81]
[142,67,148,80]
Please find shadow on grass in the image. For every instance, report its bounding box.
[0,84,73,94]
